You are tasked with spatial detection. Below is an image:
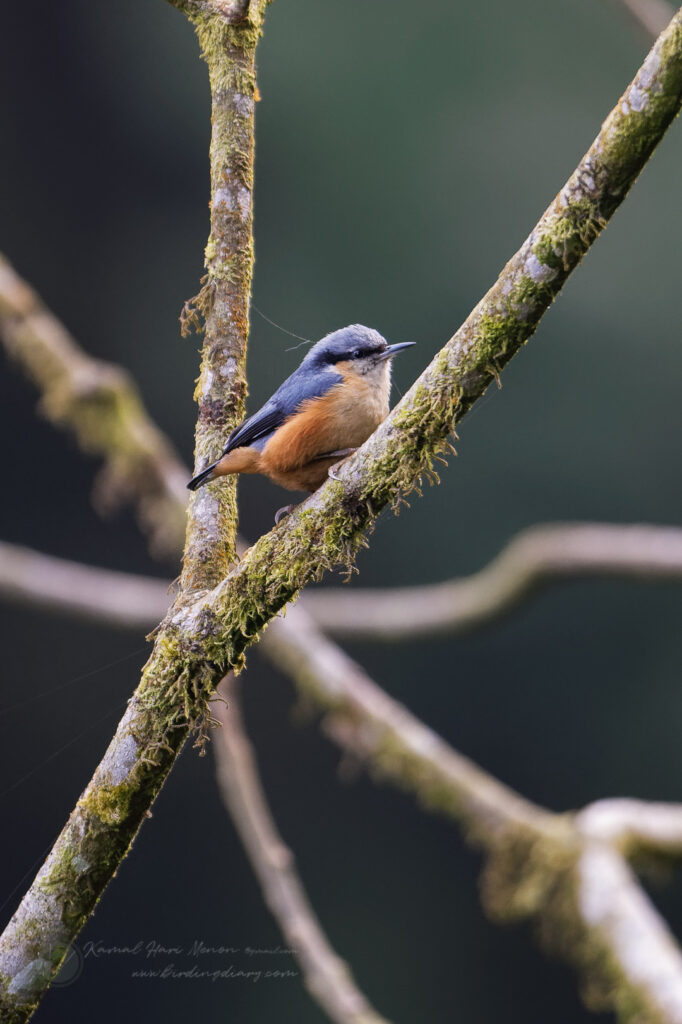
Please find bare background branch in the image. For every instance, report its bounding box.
[0,254,188,558]
[609,0,676,38]
[6,520,682,638]
[309,523,682,639]
[212,679,390,1024]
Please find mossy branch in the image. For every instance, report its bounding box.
[0,540,394,1022]
[177,0,270,591]
[1,10,681,1024]
[0,0,269,1019]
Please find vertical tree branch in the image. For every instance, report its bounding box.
[179,2,268,591]
[0,3,269,1021]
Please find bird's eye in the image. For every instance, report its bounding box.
[351,349,361,359]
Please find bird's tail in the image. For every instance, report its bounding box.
[187,461,219,491]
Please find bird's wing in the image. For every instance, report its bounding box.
[222,401,283,453]
[222,366,343,454]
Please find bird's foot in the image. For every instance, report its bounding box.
[274,503,295,525]
[326,448,358,482]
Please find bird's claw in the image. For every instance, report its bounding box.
[274,503,295,525]
[326,448,358,482]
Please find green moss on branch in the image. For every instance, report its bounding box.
[180,2,270,592]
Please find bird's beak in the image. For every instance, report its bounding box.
[378,342,416,361]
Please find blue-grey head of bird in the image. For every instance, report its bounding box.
[302,324,414,382]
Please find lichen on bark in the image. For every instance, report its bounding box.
[180,3,269,592]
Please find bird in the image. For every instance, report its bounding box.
[187,324,414,519]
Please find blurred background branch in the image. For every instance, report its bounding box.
[609,0,676,39]
[577,798,682,857]
[309,523,682,639]
[4,529,682,1015]
[0,252,188,558]
[212,679,390,1024]
[4,519,682,638]
[6,532,682,874]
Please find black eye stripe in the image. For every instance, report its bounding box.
[325,346,384,364]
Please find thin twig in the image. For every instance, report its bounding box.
[212,679,390,1024]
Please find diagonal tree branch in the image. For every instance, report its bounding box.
[264,606,682,1023]
[212,679,391,1024]
[168,8,682,651]
[1,12,681,1023]
[0,556,394,1019]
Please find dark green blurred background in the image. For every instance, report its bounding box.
[1,1,681,1021]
